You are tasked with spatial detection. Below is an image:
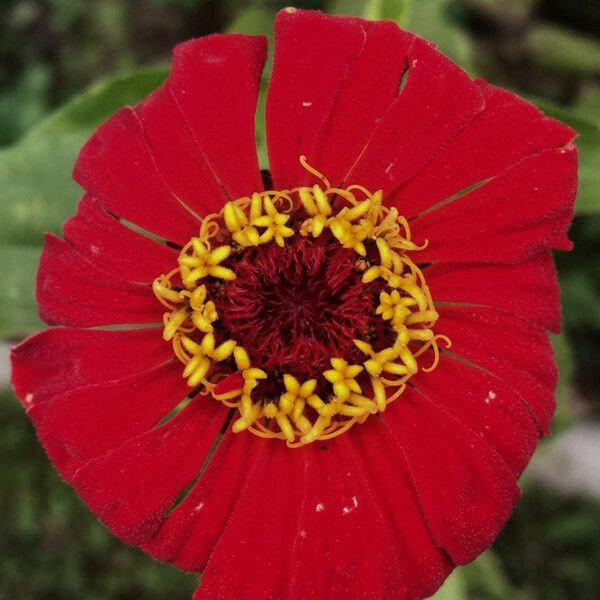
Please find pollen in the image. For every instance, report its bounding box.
[152,156,450,446]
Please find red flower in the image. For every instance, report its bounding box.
[11,8,577,600]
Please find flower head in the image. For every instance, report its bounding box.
[11,8,577,600]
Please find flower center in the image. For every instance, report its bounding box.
[215,234,376,380]
[153,157,449,446]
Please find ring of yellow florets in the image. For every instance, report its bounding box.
[153,157,449,446]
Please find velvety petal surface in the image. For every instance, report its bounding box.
[63,195,178,284]
[391,80,576,216]
[37,234,163,327]
[411,145,577,264]
[425,252,560,332]
[134,83,228,216]
[266,9,371,188]
[74,33,267,242]
[266,9,483,194]
[436,306,557,433]
[12,327,171,403]
[383,388,520,565]
[26,360,188,479]
[193,425,453,600]
[143,429,262,571]
[71,398,225,545]
[169,34,266,200]
[411,355,541,477]
[73,106,200,245]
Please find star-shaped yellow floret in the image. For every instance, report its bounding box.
[376,289,414,324]
[323,358,363,401]
[223,194,262,246]
[277,374,317,434]
[328,215,369,256]
[179,239,235,287]
[251,197,294,247]
[180,333,237,387]
[353,339,411,377]
[386,274,430,312]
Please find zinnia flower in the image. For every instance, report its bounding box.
[11,8,577,599]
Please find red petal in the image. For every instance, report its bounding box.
[192,441,308,599]
[143,429,261,571]
[346,37,484,196]
[411,145,578,264]
[63,195,178,284]
[425,252,560,332]
[266,9,373,188]
[37,234,163,327]
[267,10,483,195]
[383,388,520,564]
[11,327,170,403]
[349,419,455,599]
[413,355,541,476]
[304,20,415,189]
[73,107,199,244]
[70,399,225,545]
[26,360,187,480]
[169,34,266,198]
[391,80,576,216]
[194,430,449,600]
[135,83,228,216]
[436,305,557,433]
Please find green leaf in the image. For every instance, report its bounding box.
[363,0,413,27]
[461,550,515,599]
[526,24,600,75]
[0,63,50,146]
[430,550,515,599]
[329,0,413,27]
[0,67,167,340]
[407,0,475,74]
[575,83,600,125]
[0,67,168,247]
[227,5,275,38]
[0,246,43,339]
[329,0,368,17]
[429,568,467,599]
[529,98,600,214]
[550,332,575,431]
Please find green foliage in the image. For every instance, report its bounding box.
[495,485,600,600]
[525,23,600,75]
[430,568,468,599]
[228,5,275,37]
[0,67,167,247]
[556,215,600,400]
[363,0,413,26]
[406,0,475,73]
[0,64,50,147]
[550,333,575,432]
[432,550,515,599]
[0,246,43,340]
[0,68,167,339]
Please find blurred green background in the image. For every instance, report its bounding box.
[1,0,599,598]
